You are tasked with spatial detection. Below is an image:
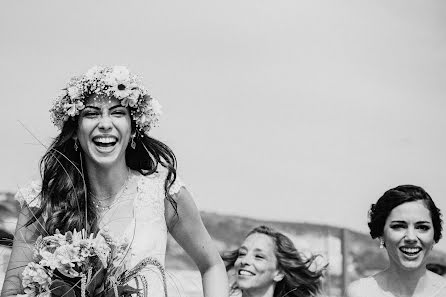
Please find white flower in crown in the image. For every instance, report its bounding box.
[85,65,102,79]
[121,87,140,107]
[67,86,82,100]
[150,98,162,115]
[104,66,132,99]
[50,66,161,134]
[64,101,85,117]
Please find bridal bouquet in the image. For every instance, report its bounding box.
[18,229,138,297]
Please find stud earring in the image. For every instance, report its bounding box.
[379,238,385,249]
[130,134,136,149]
[74,139,79,151]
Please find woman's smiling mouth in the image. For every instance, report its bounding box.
[238,269,255,276]
[93,136,118,147]
[92,135,118,152]
[399,246,422,257]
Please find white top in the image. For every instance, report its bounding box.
[350,275,446,297]
[15,167,185,297]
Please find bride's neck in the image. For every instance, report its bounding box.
[86,163,130,198]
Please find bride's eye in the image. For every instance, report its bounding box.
[83,111,99,118]
[112,110,127,116]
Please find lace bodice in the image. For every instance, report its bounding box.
[15,167,185,297]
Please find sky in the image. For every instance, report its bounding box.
[1,1,446,251]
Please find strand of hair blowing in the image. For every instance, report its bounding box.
[223,226,326,297]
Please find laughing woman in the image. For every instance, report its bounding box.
[223,225,326,297]
[347,185,446,297]
[1,66,228,297]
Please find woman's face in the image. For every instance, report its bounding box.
[234,233,283,294]
[382,200,435,272]
[76,95,132,168]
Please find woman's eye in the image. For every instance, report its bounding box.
[84,112,99,117]
[112,110,127,116]
[390,224,405,230]
[255,255,264,259]
[417,225,430,231]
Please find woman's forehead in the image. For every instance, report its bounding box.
[387,200,432,223]
[85,95,120,107]
[243,233,276,252]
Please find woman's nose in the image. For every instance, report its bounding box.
[404,227,418,242]
[98,115,113,130]
[240,255,252,266]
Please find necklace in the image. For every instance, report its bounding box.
[90,169,132,212]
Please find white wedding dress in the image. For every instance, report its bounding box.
[15,166,184,297]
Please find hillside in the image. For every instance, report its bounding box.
[2,194,446,294]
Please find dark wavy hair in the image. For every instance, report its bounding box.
[368,185,443,243]
[25,101,177,235]
[222,225,326,297]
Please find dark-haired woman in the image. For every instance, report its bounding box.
[1,66,228,297]
[347,185,446,297]
[223,225,326,297]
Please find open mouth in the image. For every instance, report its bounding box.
[399,246,422,257]
[238,269,255,276]
[93,136,118,148]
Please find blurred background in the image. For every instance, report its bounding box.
[1,1,446,296]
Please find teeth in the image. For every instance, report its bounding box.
[239,270,254,276]
[400,247,421,254]
[94,137,116,144]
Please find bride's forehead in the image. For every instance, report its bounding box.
[85,95,120,107]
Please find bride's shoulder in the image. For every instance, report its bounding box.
[137,165,185,196]
[14,180,42,208]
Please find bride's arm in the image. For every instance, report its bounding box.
[1,207,39,297]
[165,187,228,297]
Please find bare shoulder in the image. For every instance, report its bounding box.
[346,274,382,297]
[345,278,365,297]
[164,186,194,228]
[427,271,446,295]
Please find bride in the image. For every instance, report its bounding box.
[1,66,228,297]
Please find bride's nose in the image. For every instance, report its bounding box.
[98,114,113,131]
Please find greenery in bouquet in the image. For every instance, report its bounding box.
[18,229,139,297]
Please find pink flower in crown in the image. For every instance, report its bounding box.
[64,101,85,117]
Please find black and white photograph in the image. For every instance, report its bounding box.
[1,1,446,296]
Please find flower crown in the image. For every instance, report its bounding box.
[50,66,162,134]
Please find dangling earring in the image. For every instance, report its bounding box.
[130,134,136,149]
[74,139,79,151]
[379,238,385,249]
